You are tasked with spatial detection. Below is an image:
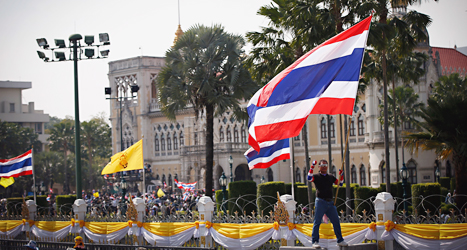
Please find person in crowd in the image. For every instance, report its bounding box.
[24,240,39,250]
[307,159,348,248]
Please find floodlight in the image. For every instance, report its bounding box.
[55,51,66,61]
[36,38,49,49]
[85,49,94,58]
[105,87,111,95]
[99,33,110,45]
[100,50,109,57]
[130,85,140,93]
[84,35,94,46]
[54,39,66,48]
[37,51,49,62]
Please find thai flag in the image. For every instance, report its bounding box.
[174,179,197,191]
[244,139,290,170]
[0,150,33,178]
[247,16,372,151]
[174,179,183,189]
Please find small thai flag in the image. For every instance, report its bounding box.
[0,150,33,178]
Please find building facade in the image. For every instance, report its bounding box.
[0,81,50,151]
[106,34,466,193]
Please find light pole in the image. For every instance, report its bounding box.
[436,166,440,183]
[219,172,227,213]
[400,163,408,215]
[121,177,128,202]
[261,176,265,184]
[36,33,110,199]
[228,155,233,183]
[105,86,139,151]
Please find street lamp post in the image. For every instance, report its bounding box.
[105,86,139,152]
[121,177,128,202]
[400,163,408,215]
[261,176,265,184]
[36,33,110,199]
[228,155,233,183]
[436,167,440,183]
[219,172,227,213]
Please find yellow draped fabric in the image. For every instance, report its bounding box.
[395,224,467,240]
[143,222,194,237]
[212,223,273,239]
[34,221,70,232]
[295,223,370,239]
[0,220,22,232]
[85,222,129,234]
[101,139,143,174]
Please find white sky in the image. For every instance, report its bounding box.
[0,0,465,123]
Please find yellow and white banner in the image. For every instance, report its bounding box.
[2,220,467,249]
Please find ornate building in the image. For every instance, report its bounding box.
[106,22,466,193]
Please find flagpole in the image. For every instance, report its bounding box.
[31,147,36,203]
[289,137,295,200]
[334,117,351,205]
[142,135,145,199]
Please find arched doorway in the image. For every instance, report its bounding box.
[234,164,251,181]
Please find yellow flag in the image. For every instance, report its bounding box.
[101,139,143,175]
[0,177,15,188]
[157,188,165,198]
[93,192,99,198]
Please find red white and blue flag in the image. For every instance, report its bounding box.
[0,150,33,178]
[245,139,290,170]
[247,16,372,152]
[174,179,197,191]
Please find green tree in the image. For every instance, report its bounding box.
[358,1,431,191]
[0,121,41,159]
[406,73,467,209]
[81,116,111,190]
[34,151,62,193]
[157,24,258,197]
[49,119,75,194]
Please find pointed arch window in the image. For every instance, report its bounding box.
[161,134,166,151]
[350,117,356,136]
[194,132,199,145]
[167,134,172,150]
[360,164,366,186]
[267,168,274,182]
[358,114,365,135]
[321,118,327,138]
[168,174,172,186]
[226,126,232,142]
[234,126,239,143]
[154,134,159,152]
[241,126,247,143]
[296,167,301,182]
[351,165,357,183]
[330,117,335,138]
[180,131,184,146]
[173,133,178,150]
[219,126,224,142]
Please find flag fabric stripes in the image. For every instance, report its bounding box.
[174,179,197,191]
[248,16,372,151]
[0,150,33,178]
[244,139,290,170]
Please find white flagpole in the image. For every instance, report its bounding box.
[31,147,36,203]
[289,137,295,200]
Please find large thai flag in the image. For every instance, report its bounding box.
[245,139,290,170]
[0,150,33,178]
[174,179,197,191]
[248,16,372,152]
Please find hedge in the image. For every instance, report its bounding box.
[215,190,225,212]
[411,183,441,215]
[380,182,404,199]
[354,186,380,215]
[333,183,358,212]
[439,177,450,190]
[257,181,286,216]
[7,196,48,215]
[55,195,76,215]
[228,180,256,216]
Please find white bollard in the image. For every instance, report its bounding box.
[280,194,297,246]
[373,192,396,250]
[133,197,146,245]
[197,196,215,248]
[25,200,37,240]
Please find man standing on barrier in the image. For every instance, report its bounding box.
[308,159,348,248]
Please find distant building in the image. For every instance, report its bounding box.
[0,81,50,151]
[106,19,467,194]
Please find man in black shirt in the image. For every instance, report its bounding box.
[307,159,347,248]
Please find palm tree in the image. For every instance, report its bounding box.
[35,151,62,193]
[81,117,111,190]
[406,73,467,209]
[157,24,258,198]
[49,119,74,194]
[358,1,431,191]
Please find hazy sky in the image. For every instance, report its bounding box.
[0,0,465,123]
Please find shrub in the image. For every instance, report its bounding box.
[379,182,404,199]
[332,183,358,213]
[439,177,450,190]
[55,195,76,215]
[257,181,286,216]
[215,190,225,212]
[6,195,48,215]
[228,180,256,216]
[411,183,441,215]
[354,186,380,215]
